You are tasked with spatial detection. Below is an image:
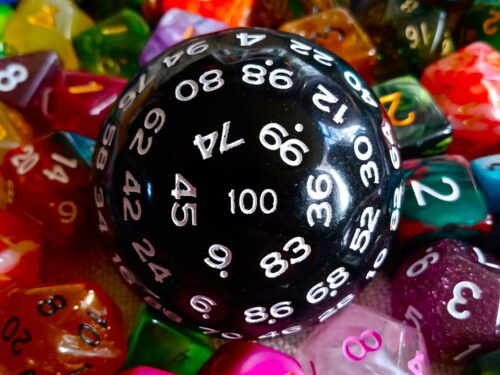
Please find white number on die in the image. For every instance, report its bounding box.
[204,244,232,278]
[259,122,309,167]
[42,153,78,184]
[95,125,116,171]
[123,170,142,221]
[190,295,217,320]
[404,305,423,331]
[242,64,294,90]
[171,173,197,227]
[118,72,154,112]
[258,325,303,340]
[289,39,334,66]
[306,267,350,304]
[318,293,355,322]
[175,69,224,102]
[0,63,28,92]
[390,181,404,231]
[10,145,40,175]
[193,121,245,160]
[381,120,401,170]
[365,247,388,280]
[306,173,334,227]
[236,32,266,46]
[260,236,312,278]
[163,40,209,68]
[312,84,349,124]
[244,301,293,324]
[406,248,440,277]
[129,108,166,156]
[131,238,172,283]
[344,71,378,108]
[349,207,381,254]
[453,344,482,362]
[199,326,242,340]
[447,281,482,320]
[229,188,277,215]
[410,177,460,207]
[472,246,500,270]
[353,135,380,188]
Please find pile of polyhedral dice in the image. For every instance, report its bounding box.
[0,0,498,374]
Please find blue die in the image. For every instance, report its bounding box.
[471,154,500,213]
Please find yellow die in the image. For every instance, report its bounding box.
[0,101,33,165]
[4,0,94,69]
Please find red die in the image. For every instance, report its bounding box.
[51,71,127,140]
[161,0,294,27]
[421,42,500,160]
[0,51,61,135]
[0,281,127,374]
[0,210,41,287]
[2,132,94,244]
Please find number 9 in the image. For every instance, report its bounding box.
[406,251,440,278]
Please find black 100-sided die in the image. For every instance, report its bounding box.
[92,28,404,339]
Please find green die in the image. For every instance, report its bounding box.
[462,348,500,375]
[459,0,500,51]
[398,155,492,247]
[353,0,453,79]
[73,8,150,78]
[0,4,13,39]
[75,0,143,21]
[0,4,13,58]
[125,305,214,375]
[372,75,452,159]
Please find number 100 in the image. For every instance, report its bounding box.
[229,189,278,215]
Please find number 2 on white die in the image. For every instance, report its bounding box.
[447,281,482,320]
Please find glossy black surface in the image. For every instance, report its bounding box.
[92,28,403,339]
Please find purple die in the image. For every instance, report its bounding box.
[0,51,61,135]
[296,303,430,375]
[392,239,500,362]
[139,9,228,65]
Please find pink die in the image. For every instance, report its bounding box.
[120,366,176,375]
[296,304,430,375]
[198,341,305,375]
